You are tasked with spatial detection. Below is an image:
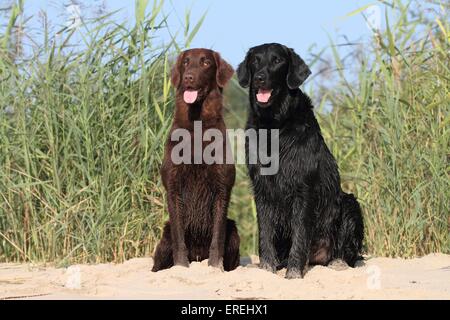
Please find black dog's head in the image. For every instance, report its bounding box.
[237,43,311,108]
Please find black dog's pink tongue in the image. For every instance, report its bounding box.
[183,90,198,104]
[256,89,272,103]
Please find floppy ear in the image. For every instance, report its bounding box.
[286,48,311,89]
[171,51,185,88]
[236,49,252,88]
[213,52,234,88]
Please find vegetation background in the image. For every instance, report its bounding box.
[0,0,448,264]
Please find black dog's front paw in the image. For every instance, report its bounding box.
[327,259,349,271]
[285,266,306,279]
[259,261,277,273]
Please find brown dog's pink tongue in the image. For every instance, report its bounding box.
[183,90,198,104]
[256,89,272,103]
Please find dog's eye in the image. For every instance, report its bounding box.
[203,60,211,67]
[252,57,260,65]
[183,58,189,66]
[273,57,281,64]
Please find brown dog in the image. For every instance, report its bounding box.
[152,49,240,272]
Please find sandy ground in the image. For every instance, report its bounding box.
[0,254,449,300]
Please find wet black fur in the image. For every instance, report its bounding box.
[237,43,364,278]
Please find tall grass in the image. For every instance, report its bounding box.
[0,0,448,264]
[0,0,203,264]
[315,0,449,256]
[225,0,449,258]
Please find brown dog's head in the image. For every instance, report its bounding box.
[171,48,234,105]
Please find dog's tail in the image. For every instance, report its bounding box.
[276,193,364,270]
[337,193,364,267]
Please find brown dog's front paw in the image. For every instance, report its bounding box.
[285,267,306,279]
[174,253,189,268]
[208,255,224,271]
[175,260,189,268]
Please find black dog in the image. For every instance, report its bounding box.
[237,43,364,279]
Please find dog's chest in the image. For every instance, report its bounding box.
[247,133,309,200]
[175,164,219,188]
[175,165,217,221]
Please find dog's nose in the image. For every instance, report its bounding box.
[255,73,266,84]
[184,73,194,83]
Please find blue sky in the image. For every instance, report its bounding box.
[169,0,376,66]
[20,0,379,67]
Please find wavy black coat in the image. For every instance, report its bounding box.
[237,43,364,278]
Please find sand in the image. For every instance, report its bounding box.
[0,254,449,300]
